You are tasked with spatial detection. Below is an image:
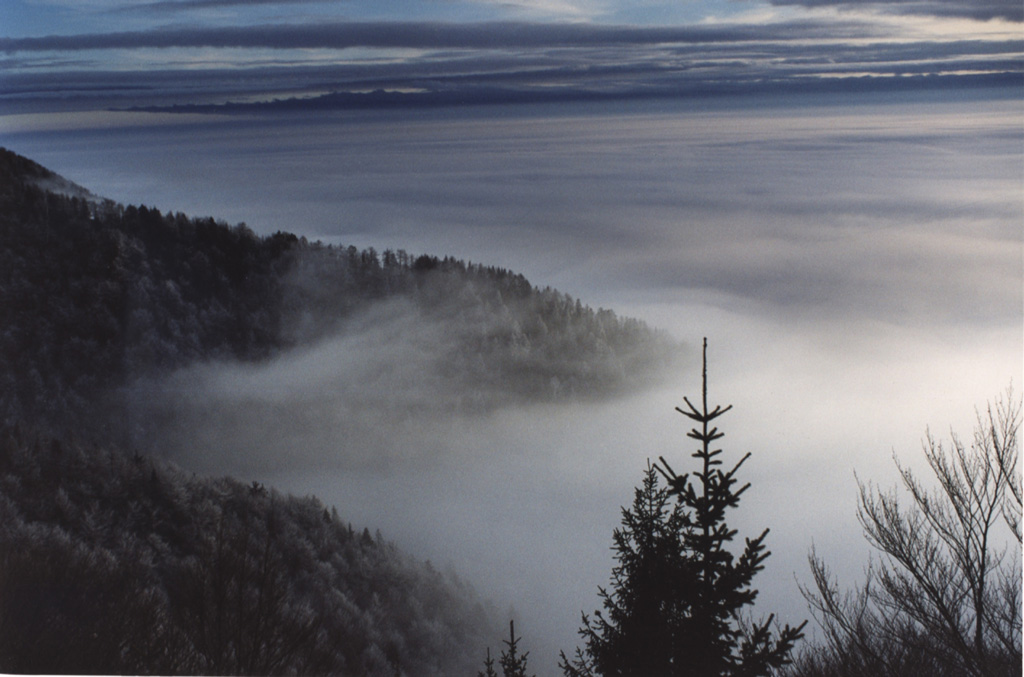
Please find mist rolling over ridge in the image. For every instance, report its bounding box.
[0,18,1022,667]
[0,147,689,674]
[128,286,673,475]
[0,146,674,441]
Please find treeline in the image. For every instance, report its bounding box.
[0,147,673,441]
[0,422,499,675]
[282,246,669,407]
[0,149,291,436]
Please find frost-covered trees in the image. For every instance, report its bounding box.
[0,147,674,441]
[0,424,498,675]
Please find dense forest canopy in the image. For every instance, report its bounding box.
[0,146,675,445]
[0,147,677,675]
[0,423,498,675]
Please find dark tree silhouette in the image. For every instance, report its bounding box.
[499,620,535,677]
[563,338,805,676]
[479,647,499,677]
[480,620,535,677]
[560,463,690,677]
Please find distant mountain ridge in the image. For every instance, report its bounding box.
[123,73,1024,116]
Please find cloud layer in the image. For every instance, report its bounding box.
[1,17,1020,116]
[3,0,1020,115]
[768,0,1023,22]
[0,19,894,52]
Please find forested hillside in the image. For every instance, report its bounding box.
[0,147,674,442]
[0,147,676,675]
[0,423,496,675]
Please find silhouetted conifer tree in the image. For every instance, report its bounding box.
[560,462,689,677]
[500,621,535,677]
[481,620,535,677]
[563,338,805,676]
[479,647,499,677]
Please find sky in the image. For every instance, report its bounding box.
[1,0,1022,115]
[1,0,1023,674]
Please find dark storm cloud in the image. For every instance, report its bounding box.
[767,0,1022,22]
[0,19,886,53]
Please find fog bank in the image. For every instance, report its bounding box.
[4,92,1020,674]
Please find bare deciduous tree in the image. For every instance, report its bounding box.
[793,389,1022,677]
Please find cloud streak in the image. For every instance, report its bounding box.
[1,18,1019,116]
[72,0,1024,22]
[767,0,1023,22]
[137,0,344,9]
[0,19,890,53]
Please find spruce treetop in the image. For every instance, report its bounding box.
[654,337,806,676]
[563,338,805,677]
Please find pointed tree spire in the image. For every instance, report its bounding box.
[477,647,498,677]
[655,337,805,675]
[565,337,805,676]
[481,620,534,677]
[499,620,534,677]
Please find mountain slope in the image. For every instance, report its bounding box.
[0,146,675,442]
[0,423,497,675]
[0,147,676,674]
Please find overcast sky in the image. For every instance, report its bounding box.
[1,0,1021,115]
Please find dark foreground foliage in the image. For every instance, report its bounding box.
[560,340,806,677]
[0,423,498,675]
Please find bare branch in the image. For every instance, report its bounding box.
[798,389,1022,676]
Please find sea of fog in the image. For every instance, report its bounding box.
[2,92,1021,673]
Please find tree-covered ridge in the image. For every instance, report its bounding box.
[0,148,95,201]
[282,245,672,407]
[0,149,292,435]
[0,146,675,438]
[0,422,499,675]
